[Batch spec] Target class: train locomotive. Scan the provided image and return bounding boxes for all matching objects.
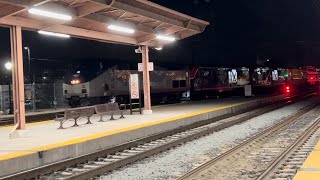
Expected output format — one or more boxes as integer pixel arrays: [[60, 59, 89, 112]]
[[64, 67, 189, 107], [64, 65, 319, 107]]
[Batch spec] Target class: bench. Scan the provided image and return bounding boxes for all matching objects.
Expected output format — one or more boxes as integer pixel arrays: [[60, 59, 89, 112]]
[[55, 106, 95, 129], [94, 103, 125, 121]]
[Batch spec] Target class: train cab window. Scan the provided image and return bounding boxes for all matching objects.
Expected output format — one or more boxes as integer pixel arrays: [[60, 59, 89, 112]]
[[104, 84, 109, 91], [200, 70, 210, 78], [81, 89, 87, 93], [180, 80, 186, 87], [172, 80, 179, 88]]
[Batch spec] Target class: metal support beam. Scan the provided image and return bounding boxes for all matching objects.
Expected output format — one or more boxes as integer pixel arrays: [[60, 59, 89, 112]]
[[10, 26, 26, 130], [141, 45, 152, 114]]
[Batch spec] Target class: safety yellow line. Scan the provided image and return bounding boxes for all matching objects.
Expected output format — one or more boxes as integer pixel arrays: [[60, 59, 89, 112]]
[[0, 120, 54, 129], [0, 101, 249, 161]]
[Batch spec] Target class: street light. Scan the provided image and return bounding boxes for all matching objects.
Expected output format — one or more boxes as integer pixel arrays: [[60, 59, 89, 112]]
[[5, 62, 12, 70], [24, 47, 31, 82]]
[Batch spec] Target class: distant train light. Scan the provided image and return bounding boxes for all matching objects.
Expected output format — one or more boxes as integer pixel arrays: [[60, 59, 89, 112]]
[[285, 86, 290, 93], [71, 79, 80, 85], [308, 76, 316, 84]]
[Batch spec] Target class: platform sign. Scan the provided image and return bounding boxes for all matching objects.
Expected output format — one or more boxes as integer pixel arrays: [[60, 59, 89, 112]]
[[138, 62, 154, 72], [130, 74, 140, 99]]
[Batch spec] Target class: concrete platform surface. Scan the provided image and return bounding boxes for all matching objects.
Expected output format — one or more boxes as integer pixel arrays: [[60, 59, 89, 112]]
[[0, 95, 285, 177]]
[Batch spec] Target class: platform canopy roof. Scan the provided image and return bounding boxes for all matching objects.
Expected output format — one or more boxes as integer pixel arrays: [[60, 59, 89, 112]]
[[0, 0, 209, 47]]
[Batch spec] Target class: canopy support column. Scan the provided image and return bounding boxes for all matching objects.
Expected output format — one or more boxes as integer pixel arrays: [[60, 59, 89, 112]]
[[9, 26, 27, 138], [141, 45, 152, 114]]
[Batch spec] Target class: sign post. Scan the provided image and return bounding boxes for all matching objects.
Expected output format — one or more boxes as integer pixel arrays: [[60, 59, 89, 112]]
[[129, 74, 141, 114]]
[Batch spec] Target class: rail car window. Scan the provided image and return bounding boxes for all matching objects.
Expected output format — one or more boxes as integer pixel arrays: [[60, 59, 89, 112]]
[[200, 70, 210, 78], [228, 69, 237, 83], [180, 80, 186, 87], [104, 84, 109, 91], [81, 89, 87, 93], [64, 90, 68, 94], [173, 80, 179, 88], [272, 70, 279, 81]]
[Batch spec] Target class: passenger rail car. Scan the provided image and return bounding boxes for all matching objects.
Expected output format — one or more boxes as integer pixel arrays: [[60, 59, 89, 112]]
[[190, 66, 319, 98], [64, 67, 189, 107], [64, 65, 319, 107]]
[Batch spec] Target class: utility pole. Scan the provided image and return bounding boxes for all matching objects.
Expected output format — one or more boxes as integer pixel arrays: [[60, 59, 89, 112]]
[[4, 62, 13, 114], [24, 47, 36, 111]]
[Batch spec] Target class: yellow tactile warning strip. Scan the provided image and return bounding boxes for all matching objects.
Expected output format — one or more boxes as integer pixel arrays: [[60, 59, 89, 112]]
[[293, 171, 320, 180], [315, 141, 320, 150], [293, 141, 320, 180], [1, 120, 54, 129], [301, 151, 320, 169], [0, 101, 251, 161]]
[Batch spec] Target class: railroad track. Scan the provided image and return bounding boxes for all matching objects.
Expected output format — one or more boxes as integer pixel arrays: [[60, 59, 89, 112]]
[[178, 101, 320, 180], [257, 117, 320, 180], [0, 94, 313, 180]]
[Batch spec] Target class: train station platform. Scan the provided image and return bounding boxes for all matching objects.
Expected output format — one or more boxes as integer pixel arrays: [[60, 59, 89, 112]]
[[0, 95, 287, 177], [293, 141, 320, 180]]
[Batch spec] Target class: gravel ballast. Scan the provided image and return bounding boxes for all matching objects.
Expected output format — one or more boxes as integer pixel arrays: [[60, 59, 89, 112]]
[[99, 98, 318, 180]]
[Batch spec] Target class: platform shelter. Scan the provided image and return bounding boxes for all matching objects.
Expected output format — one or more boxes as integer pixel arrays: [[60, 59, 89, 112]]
[[0, 0, 209, 136]]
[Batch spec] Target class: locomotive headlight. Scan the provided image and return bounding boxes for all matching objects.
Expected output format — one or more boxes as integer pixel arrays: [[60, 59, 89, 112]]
[[71, 79, 80, 85]]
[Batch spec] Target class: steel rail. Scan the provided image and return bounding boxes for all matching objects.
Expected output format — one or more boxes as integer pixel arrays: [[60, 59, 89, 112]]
[[256, 116, 320, 180], [178, 101, 319, 180]]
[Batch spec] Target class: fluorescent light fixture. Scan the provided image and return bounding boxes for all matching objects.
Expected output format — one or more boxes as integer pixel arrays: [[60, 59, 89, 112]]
[[38, 30, 70, 38], [107, 24, 135, 34], [155, 47, 163, 51], [28, 8, 72, 20], [156, 35, 176, 42]]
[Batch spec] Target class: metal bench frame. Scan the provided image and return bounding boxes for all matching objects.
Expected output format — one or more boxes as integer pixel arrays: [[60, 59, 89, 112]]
[[94, 103, 125, 122], [55, 106, 95, 129]]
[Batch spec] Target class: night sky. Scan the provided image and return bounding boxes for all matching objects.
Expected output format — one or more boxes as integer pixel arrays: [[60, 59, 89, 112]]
[[1, 0, 320, 82]]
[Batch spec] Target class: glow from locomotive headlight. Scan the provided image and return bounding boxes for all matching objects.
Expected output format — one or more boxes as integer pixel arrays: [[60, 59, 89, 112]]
[[71, 79, 80, 85]]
